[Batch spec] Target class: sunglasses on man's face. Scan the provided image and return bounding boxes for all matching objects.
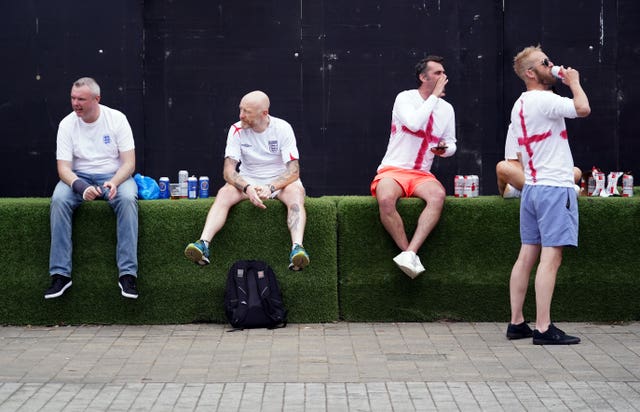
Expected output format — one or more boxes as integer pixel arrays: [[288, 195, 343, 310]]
[[528, 58, 550, 70]]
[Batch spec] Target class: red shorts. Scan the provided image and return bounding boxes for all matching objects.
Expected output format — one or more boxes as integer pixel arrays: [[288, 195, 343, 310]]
[[370, 166, 440, 197]]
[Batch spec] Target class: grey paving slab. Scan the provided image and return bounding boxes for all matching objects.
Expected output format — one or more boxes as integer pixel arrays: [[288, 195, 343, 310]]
[[0, 322, 639, 411]]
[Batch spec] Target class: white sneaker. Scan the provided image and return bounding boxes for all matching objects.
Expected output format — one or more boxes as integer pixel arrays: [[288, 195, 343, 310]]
[[503, 184, 521, 199], [393, 251, 419, 279], [413, 254, 426, 276]]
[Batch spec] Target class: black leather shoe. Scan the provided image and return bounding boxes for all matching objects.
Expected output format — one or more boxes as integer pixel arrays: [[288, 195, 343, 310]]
[[533, 324, 580, 345], [506, 321, 533, 340]]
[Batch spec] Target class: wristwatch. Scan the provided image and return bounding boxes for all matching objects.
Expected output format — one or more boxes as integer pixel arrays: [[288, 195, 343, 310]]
[[269, 184, 276, 194]]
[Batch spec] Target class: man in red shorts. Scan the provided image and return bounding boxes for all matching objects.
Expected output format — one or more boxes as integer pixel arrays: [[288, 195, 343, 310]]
[[371, 56, 457, 278]]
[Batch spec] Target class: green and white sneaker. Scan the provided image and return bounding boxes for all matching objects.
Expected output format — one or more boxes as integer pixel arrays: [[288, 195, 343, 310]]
[[184, 240, 210, 266], [289, 244, 310, 271]]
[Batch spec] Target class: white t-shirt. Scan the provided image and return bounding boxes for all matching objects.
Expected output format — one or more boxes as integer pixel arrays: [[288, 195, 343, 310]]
[[56, 105, 135, 174], [509, 90, 578, 187], [377, 89, 456, 173], [224, 115, 300, 181], [504, 123, 519, 160]]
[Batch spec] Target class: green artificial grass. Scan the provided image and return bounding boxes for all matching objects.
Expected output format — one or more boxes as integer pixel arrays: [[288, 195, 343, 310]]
[[1, 193, 639, 325], [338, 195, 640, 322], [0, 197, 338, 325]]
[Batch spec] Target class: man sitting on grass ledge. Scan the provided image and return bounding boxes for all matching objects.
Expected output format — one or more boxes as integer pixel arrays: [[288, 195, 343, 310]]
[[185, 90, 310, 271], [370, 56, 457, 279]]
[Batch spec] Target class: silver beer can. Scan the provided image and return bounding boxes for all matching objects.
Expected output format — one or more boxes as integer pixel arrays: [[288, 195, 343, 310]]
[[178, 170, 188, 198], [622, 173, 634, 197], [454, 175, 464, 197]]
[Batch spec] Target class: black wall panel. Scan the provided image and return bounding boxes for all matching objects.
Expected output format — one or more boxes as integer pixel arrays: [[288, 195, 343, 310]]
[[0, 0, 144, 196], [1, 1, 638, 197]]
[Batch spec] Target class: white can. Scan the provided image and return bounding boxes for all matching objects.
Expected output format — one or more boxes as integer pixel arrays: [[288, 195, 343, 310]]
[[470, 175, 479, 197], [454, 175, 465, 197], [462, 175, 473, 198], [178, 170, 188, 198], [551, 66, 564, 79], [622, 173, 634, 197]]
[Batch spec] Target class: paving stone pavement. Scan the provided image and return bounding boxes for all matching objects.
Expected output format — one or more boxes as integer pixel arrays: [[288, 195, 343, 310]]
[[0, 322, 639, 411]]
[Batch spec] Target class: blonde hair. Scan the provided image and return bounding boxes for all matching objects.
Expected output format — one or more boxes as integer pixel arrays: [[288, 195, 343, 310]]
[[513, 45, 542, 81]]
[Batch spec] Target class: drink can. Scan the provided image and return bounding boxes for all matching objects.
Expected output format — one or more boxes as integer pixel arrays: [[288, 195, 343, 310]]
[[199, 176, 210, 198], [188, 176, 198, 199], [470, 175, 479, 197], [159, 177, 170, 199], [178, 170, 188, 198], [622, 173, 634, 197], [587, 175, 595, 196], [551, 66, 564, 79], [454, 175, 464, 197], [462, 175, 473, 198]]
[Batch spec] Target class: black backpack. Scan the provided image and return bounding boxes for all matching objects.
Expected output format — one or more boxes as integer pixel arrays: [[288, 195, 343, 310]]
[[224, 260, 288, 329]]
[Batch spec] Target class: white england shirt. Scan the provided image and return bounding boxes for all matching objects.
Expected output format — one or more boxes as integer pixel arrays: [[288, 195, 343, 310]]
[[377, 89, 456, 173], [224, 115, 300, 181], [510, 90, 578, 187], [56, 105, 135, 174]]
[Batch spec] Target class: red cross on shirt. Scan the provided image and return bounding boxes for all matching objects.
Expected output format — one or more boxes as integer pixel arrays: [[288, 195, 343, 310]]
[[515, 100, 554, 184], [394, 114, 442, 170]]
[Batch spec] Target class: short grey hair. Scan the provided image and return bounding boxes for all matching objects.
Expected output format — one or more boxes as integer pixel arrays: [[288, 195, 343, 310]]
[[73, 77, 101, 96]]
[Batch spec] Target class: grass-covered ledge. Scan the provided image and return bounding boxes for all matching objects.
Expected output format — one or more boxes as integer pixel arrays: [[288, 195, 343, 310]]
[[0, 197, 338, 325], [337, 195, 640, 322]]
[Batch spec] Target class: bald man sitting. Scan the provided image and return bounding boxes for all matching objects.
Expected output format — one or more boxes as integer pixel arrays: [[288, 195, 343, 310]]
[[184, 91, 310, 270]]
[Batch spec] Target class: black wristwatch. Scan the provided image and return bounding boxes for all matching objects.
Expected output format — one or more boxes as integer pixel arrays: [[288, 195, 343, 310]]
[[269, 184, 276, 194]]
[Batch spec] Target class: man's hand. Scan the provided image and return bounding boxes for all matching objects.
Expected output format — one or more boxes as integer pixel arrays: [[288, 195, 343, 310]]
[[432, 75, 448, 98], [245, 185, 267, 209], [82, 185, 103, 201], [103, 181, 117, 200], [430, 142, 448, 156]]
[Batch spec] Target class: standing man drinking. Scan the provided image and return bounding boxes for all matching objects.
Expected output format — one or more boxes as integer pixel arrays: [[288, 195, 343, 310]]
[[506, 45, 590, 345]]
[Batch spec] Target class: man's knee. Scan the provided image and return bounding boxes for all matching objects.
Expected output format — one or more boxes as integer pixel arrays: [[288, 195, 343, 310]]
[[376, 192, 399, 215], [496, 160, 509, 178]]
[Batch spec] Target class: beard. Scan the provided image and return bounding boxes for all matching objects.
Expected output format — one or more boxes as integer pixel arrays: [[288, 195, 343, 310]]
[[535, 72, 557, 90]]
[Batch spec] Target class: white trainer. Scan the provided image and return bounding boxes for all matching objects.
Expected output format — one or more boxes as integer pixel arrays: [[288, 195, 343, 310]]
[[393, 251, 419, 279], [413, 254, 426, 276]]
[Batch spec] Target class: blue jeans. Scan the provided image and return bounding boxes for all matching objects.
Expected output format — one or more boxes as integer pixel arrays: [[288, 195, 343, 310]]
[[49, 172, 138, 278]]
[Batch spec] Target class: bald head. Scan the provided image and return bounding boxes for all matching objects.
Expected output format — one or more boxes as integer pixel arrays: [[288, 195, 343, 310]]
[[238, 90, 271, 131], [241, 90, 270, 112]]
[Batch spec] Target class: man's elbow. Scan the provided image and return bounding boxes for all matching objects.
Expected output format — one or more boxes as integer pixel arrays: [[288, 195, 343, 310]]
[[577, 105, 591, 118]]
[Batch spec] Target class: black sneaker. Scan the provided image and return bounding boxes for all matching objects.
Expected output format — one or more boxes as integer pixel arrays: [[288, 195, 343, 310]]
[[119, 275, 139, 299], [506, 321, 533, 340], [532, 323, 580, 345], [44, 274, 72, 299]]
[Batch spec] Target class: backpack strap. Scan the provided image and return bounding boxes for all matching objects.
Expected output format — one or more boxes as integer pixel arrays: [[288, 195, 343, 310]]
[[228, 260, 250, 329], [255, 262, 287, 329]]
